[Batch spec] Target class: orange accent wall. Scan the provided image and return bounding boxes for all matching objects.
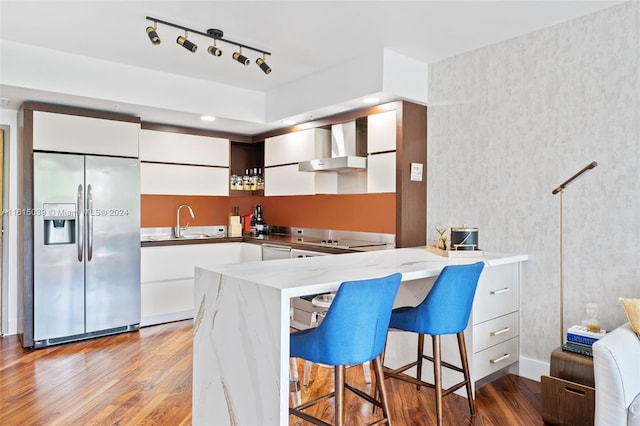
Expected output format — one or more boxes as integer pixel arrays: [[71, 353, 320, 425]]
[[140, 193, 395, 234]]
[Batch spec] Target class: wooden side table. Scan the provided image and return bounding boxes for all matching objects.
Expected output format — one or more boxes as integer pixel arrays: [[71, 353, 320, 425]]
[[541, 347, 595, 426]]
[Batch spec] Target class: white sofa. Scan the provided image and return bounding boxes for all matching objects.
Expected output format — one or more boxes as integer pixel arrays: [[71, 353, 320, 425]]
[[593, 322, 640, 426]]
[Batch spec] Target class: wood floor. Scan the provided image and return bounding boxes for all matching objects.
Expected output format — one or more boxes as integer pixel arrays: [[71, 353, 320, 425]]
[[0, 320, 544, 425]]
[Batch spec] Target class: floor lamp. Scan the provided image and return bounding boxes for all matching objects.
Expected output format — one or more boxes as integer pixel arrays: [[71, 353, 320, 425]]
[[552, 161, 597, 346]]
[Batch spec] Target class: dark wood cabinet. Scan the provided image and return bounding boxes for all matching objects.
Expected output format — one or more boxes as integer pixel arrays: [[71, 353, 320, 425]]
[[541, 347, 595, 426]]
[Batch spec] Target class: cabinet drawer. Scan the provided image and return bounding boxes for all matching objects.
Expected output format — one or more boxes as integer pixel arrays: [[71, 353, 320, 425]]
[[541, 375, 594, 426], [473, 336, 518, 381], [473, 263, 519, 324], [473, 312, 519, 353]]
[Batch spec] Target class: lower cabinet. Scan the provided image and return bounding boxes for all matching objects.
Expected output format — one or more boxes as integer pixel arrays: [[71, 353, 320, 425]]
[[140, 242, 261, 326], [471, 262, 521, 382]]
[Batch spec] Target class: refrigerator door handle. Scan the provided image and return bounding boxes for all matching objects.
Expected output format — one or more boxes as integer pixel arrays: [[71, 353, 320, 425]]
[[77, 184, 83, 262], [87, 184, 93, 261]]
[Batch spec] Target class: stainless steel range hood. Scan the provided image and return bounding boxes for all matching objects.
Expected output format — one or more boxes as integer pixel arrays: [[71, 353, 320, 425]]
[[298, 118, 367, 172]]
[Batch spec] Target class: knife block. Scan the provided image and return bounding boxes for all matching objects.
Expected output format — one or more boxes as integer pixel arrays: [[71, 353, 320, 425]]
[[228, 216, 242, 237]]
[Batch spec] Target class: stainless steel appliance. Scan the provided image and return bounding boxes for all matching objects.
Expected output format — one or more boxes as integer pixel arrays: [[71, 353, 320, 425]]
[[298, 118, 367, 172], [262, 243, 291, 260], [25, 152, 140, 348]]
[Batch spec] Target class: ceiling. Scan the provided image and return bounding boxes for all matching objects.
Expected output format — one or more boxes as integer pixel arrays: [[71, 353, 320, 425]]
[[0, 0, 624, 136]]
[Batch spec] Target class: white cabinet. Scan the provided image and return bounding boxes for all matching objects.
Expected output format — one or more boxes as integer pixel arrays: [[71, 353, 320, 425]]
[[264, 128, 330, 195], [139, 129, 229, 166], [367, 152, 396, 193], [367, 110, 397, 193], [140, 162, 229, 196], [141, 242, 254, 326], [139, 129, 230, 196], [471, 262, 521, 381], [264, 164, 316, 196], [367, 110, 396, 154], [32, 111, 139, 157], [265, 128, 330, 167]]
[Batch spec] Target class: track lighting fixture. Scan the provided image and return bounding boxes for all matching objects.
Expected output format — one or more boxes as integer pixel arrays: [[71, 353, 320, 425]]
[[146, 21, 161, 45], [256, 55, 271, 75], [176, 31, 197, 52], [145, 16, 272, 74], [233, 48, 250, 66]]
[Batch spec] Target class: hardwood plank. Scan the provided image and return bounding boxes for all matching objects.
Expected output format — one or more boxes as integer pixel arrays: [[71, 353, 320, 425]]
[[1, 320, 542, 425]]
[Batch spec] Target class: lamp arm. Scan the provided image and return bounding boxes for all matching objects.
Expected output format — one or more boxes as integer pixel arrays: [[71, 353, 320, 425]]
[[552, 161, 598, 195]]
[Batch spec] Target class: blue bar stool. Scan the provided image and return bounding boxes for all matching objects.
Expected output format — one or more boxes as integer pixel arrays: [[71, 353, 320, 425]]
[[290, 273, 402, 426], [383, 262, 484, 426]]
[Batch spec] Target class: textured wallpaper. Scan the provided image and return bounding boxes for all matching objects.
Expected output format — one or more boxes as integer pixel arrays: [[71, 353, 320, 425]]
[[427, 1, 640, 362]]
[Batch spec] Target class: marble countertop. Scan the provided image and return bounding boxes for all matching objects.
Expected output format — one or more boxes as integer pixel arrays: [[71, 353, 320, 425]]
[[196, 247, 528, 298]]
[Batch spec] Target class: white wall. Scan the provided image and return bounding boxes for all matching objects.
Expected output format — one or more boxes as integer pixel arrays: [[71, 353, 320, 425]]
[[427, 1, 640, 373]]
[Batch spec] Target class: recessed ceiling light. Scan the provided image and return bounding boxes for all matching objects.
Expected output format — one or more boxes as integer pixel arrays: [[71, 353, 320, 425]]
[[0, 98, 9, 106], [201, 115, 216, 122], [362, 97, 379, 104], [282, 119, 296, 125]]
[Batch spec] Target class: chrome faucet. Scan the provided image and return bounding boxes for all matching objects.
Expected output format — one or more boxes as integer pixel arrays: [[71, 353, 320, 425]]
[[174, 204, 195, 238]]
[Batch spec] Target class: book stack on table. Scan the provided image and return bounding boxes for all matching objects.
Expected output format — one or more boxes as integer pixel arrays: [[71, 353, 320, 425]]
[[562, 325, 607, 357]]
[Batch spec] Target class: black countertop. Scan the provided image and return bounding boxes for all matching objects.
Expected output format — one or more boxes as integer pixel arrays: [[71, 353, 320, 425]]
[[140, 234, 375, 254]]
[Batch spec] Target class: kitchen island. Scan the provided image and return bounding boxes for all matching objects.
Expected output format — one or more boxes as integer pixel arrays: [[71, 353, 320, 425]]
[[192, 247, 528, 425]]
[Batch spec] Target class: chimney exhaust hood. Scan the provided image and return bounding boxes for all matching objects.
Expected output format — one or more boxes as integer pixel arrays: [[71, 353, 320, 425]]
[[298, 118, 367, 172]]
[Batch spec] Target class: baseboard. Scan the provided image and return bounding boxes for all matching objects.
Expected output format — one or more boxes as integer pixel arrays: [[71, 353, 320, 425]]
[[141, 310, 194, 327], [514, 355, 550, 383]]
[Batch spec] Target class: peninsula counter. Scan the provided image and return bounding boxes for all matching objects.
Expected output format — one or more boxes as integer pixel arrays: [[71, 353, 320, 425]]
[[192, 247, 528, 425]]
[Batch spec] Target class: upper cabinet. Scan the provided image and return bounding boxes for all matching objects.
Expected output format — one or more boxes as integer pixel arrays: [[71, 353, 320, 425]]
[[265, 128, 330, 167], [139, 129, 229, 166], [32, 111, 139, 157], [139, 128, 230, 196], [367, 110, 397, 193], [264, 128, 330, 196], [367, 110, 396, 154]]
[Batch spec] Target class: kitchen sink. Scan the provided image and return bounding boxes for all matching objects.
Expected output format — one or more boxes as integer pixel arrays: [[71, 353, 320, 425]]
[[144, 233, 220, 241], [179, 234, 212, 239]]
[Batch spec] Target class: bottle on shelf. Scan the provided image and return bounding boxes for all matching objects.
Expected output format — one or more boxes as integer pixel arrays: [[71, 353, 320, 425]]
[[243, 168, 251, 191], [250, 167, 258, 191], [257, 168, 264, 190]]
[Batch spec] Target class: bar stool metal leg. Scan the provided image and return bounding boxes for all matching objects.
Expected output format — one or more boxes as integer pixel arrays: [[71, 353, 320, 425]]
[[335, 365, 345, 426], [433, 335, 444, 426]]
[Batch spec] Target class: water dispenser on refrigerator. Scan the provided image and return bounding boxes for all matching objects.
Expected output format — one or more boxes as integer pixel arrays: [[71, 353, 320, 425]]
[[42, 203, 76, 245]]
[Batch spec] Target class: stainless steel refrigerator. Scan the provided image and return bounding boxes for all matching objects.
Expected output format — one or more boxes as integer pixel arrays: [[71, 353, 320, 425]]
[[24, 152, 140, 348]]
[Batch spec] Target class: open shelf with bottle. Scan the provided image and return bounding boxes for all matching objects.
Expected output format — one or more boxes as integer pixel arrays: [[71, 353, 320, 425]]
[[230, 141, 264, 196]]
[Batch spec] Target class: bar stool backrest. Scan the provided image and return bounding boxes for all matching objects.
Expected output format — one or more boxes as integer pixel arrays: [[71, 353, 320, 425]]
[[309, 273, 402, 366]]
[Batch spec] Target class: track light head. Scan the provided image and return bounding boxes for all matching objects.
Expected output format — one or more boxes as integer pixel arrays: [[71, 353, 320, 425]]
[[256, 56, 271, 75], [208, 46, 222, 56], [208, 40, 222, 57], [177, 31, 197, 53], [233, 48, 250, 66], [146, 23, 161, 45]]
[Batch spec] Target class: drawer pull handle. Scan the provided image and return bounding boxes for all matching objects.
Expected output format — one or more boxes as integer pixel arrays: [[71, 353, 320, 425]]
[[489, 353, 510, 364], [565, 386, 586, 396], [490, 288, 510, 295], [490, 327, 511, 336]]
